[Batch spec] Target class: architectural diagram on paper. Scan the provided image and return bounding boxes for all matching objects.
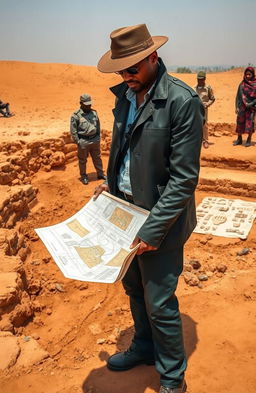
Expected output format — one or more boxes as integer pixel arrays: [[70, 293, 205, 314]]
[[74, 245, 105, 268], [194, 197, 256, 239], [107, 248, 130, 267], [67, 219, 89, 237], [35, 192, 149, 283], [109, 207, 133, 231]]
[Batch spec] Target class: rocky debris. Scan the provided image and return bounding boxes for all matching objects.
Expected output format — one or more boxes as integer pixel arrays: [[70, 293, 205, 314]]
[[183, 258, 228, 287], [16, 335, 50, 367], [0, 131, 112, 186], [216, 264, 227, 273], [0, 250, 34, 330], [237, 248, 250, 256], [0, 184, 38, 228], [183, 272, 200, 286], [0, 331, 21, 370], [198, 274, 209, 281], [189, 259, 201, 270]]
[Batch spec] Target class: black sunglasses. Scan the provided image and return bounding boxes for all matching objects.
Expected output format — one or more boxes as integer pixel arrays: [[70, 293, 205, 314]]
[[115, 57, 150, 75], [115, 66, 139, 75]]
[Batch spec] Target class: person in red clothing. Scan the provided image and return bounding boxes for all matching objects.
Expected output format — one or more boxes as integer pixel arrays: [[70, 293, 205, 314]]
[[234, 67, 256, 147]]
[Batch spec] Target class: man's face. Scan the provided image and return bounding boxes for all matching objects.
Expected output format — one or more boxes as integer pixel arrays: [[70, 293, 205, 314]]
[[197, 78, 206, 87], [116, 52, 158, 93], [80, 103, 91, 112]]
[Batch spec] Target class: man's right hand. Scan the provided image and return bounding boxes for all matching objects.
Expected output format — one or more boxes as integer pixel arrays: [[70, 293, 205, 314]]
[[93, 183, 109, 200]]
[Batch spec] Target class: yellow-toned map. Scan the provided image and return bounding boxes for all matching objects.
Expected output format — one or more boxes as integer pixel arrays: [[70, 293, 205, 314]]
[[107, 248, 130, 267], [109, 207, 133, 231], [74, 245, 105, 268], [67, 219, 89, 237]]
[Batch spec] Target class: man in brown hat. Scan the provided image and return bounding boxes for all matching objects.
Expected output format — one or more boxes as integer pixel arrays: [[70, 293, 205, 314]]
[[94, 24, 204, 393], [194, 71, 215, 148], [70, 94, 106, 184]]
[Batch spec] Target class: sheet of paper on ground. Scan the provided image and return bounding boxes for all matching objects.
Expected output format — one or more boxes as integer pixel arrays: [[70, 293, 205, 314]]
[[35, 192, 149, 283], [194, 197, 256, 239]]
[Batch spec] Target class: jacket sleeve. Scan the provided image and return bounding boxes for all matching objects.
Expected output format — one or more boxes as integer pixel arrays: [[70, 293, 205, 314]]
[[137, 96, 204, 247], [70, 115, 79, 144]]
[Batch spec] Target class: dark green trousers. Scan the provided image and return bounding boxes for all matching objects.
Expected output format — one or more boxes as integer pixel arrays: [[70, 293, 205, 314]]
[[78, 141, 104, 178], [122, 246, 186, 387]]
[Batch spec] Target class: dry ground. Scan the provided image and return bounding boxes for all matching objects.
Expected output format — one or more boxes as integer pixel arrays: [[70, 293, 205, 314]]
[[0, 61, 256, 393]]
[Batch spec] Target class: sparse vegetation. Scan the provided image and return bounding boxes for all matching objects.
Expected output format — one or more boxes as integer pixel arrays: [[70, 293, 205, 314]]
[[176, 67, 192, 73]]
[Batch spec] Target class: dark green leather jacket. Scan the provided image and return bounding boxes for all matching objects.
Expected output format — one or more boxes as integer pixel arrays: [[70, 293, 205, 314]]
[[107, 59, 204, 250]]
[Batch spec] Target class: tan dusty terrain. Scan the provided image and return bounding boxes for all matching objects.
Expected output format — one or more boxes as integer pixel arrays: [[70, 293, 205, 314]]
[[0, 61, 256, 393]]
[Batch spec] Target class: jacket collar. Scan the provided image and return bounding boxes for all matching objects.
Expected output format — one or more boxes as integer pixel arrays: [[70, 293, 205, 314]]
[[110, 58, 169, 102]]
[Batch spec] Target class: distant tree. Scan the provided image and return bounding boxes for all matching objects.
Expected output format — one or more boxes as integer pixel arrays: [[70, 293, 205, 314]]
[[176, 67, 192, 73]]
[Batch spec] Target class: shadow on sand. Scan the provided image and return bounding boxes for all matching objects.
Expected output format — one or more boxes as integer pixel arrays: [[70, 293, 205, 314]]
[[82, 313, 198, 393]]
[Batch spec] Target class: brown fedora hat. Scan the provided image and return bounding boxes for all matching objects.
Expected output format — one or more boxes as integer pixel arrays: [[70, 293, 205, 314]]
[[97, 24, 168, 73]]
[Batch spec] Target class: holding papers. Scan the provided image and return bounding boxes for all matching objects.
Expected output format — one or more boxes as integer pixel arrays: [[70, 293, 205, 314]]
[[35, 192, 149, 283]]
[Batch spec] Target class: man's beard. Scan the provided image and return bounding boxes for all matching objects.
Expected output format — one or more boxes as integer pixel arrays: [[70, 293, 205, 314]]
[[126, 80, 150, 93]]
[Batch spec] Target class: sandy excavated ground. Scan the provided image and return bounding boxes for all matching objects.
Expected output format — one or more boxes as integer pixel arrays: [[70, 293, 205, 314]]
[[0, 61, 256, 393]]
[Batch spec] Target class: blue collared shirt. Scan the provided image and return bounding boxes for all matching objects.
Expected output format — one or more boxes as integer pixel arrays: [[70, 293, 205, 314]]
[[117, 86, 154, 195]]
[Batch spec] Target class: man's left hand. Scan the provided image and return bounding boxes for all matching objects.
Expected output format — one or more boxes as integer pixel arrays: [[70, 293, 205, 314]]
[[130, 236, 157, 255]]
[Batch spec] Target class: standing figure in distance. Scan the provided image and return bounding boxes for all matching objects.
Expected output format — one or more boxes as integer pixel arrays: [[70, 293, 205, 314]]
[[194, 71, 215, 148], [70, 94, 106, 185], [94, 24, 204, 393], [234, 66, 256, 147], [0, 99, 14, 118]]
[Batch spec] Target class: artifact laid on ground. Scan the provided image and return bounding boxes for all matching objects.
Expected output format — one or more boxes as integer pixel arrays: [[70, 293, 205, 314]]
[[194, 197, 256, 239]]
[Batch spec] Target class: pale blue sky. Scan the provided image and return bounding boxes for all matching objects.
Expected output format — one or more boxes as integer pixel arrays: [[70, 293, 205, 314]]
[[0, 0, 255, 67]]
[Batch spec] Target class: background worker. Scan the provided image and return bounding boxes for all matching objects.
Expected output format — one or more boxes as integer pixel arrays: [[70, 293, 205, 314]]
[[70, 94, 106, 185], [194, 71, 215, 148], [0, 99, 14, 117], [94, 23, 204, 393]]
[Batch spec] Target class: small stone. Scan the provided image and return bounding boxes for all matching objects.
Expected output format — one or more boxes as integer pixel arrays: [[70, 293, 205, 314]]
[[216, 272, 223, 278], [97, 338, 105, 345], [46, 308, 52, 315], [23, 336, 31, 342], [55, 283, 65, 292], [208, 264, 217, 272], [216, 264, 227, 273], [107, 312, 113, 316], [237, 248, 250, 256], [198, 274, 208, 281], [198, 282, 203, 289], [183, 264, 192, 272], [189, 260, 201, 270], [183, 272, 199, 286]]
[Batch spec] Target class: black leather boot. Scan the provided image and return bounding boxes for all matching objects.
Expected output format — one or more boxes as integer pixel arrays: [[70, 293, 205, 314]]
[[233, 135, 242, 145], [245, 134, 252, 147]]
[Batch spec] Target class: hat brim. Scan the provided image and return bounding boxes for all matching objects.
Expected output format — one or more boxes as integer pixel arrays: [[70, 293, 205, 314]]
[[97, 36, 168, 73], [81, 101, 92, 105]]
